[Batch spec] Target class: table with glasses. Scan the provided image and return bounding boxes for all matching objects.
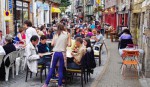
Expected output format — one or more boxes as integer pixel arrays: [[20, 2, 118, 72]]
[[119, 48, 144, 56], [14, 44, 25, 50]]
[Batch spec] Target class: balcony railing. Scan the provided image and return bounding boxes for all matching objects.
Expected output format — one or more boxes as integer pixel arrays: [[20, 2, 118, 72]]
[[86, 0, 94, 6], [76, 0, 83, 8], [50, 0, 61, 4]]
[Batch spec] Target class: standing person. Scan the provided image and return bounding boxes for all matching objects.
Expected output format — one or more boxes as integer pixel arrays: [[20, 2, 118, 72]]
[[42, 24, 71, 87], [101, 22, 105, 36], [24, 20, 38, 45], [0, 30, 5, 46]]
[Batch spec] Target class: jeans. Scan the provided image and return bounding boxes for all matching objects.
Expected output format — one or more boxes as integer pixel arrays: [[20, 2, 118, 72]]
[[38, 56, 51, 70], [100, 29, 105, 36], [67, 61, 80, 69]]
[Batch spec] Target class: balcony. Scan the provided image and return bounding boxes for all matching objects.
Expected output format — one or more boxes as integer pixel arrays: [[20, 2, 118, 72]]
[[86, 0, 94, 6], [50, 0, 61, 4], [76, 0, 83, 8]]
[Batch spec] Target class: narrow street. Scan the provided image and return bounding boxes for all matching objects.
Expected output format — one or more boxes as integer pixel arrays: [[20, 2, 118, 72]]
[[96, 39, 142, 87]]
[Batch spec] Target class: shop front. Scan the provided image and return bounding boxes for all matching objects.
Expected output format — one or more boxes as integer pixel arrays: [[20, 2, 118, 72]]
[[15, 0, 29, 27], [103, 7, 117, 30], [36, 1, 50, 27], [51, 3, 61, 24], [13, 0, 30, 34]]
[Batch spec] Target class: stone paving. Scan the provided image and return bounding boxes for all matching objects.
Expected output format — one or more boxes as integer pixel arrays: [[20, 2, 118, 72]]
[[96, 40, 142, 87], [0, 44, 108, 87]]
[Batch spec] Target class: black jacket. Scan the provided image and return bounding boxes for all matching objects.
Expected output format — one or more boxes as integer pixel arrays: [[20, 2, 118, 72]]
[[119, 39, 133, 49], [0, 43, 16, 80], [81, 49, 96, 69]]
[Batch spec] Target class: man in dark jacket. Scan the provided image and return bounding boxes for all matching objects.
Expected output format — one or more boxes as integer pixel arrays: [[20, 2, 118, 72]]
[[0, 35, 16, 80]]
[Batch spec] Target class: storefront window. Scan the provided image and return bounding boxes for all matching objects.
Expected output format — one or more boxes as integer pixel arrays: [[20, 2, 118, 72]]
[[16, 1, 29, 27]]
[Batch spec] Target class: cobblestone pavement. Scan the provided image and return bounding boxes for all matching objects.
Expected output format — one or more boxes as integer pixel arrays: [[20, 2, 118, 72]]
[[0, 44, 108, 87], [96, 40, 142, 87]]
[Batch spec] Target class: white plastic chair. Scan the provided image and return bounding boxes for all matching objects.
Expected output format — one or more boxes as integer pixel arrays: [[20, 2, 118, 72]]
[[4, 51, 19, 81], [16, 49, 25, 75]]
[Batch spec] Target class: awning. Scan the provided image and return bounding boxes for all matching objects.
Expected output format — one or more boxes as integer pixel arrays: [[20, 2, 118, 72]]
[[51, 7, 61, 13]]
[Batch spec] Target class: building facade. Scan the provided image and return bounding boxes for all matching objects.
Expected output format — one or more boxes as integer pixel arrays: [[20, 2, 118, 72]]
[[129, 0, 150, 77], [103, 0, 117, 29], [0, 0, 60, 36], [117, 0, 130, 29]]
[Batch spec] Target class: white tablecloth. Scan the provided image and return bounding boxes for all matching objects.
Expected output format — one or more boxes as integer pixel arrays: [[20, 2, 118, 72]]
[[119, 48, 144, 56], [46, 40, 52, 44], [0, 46, 5, 66]]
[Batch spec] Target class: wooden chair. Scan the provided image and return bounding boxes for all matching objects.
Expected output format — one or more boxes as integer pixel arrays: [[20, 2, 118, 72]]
[[94, 43, 104, 66], [121, 50, 140, 79], [25, 64, 47, 83], [66, 66, 86, 87]]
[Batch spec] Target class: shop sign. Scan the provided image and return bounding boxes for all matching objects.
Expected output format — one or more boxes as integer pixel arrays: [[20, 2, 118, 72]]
[[4, 10, 11, 21]]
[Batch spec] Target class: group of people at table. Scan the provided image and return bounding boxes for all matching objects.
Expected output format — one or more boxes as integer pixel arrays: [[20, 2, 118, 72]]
[[0, 20, 104, 87]]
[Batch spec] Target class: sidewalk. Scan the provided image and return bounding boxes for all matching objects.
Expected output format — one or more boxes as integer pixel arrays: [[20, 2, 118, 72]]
[[94, 39, 142, 87], [0, 42, 108, 87]]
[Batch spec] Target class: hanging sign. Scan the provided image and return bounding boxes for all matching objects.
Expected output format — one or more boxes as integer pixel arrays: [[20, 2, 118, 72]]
[[8, 0, 13, 9]]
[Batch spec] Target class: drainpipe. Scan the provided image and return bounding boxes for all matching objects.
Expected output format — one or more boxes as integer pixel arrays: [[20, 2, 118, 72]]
[[14, 0, 17, 35], [128, 1, 131, 30]]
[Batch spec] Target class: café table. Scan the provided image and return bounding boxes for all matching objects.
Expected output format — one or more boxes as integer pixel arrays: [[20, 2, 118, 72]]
[[66, 49, 73, 58], [46, 39, 52, 44], [14, 44, 25, 50], [119, 48, 144, 57], [42, 52, 53, 56]]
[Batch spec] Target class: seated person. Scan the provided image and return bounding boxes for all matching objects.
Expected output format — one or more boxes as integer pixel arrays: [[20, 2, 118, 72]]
[[86, 28, 93, 38], [26, 35, 43, 73], [0, 34, 16, 80], [14, 27, 26, 44], [37, 35, 51, 65], [67, 37, 86, 69], [119, 29, 133, 49], [46, 29, 53, 40], [94, 31, 104, 45]]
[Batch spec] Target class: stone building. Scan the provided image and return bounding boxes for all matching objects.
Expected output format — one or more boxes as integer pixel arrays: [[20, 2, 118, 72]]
[[140, 0, 150, 77], [130, 0, 150, 77]]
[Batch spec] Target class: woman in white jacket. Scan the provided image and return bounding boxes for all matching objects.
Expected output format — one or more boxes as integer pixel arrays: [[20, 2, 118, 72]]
[[25, 35, 43, 73]]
